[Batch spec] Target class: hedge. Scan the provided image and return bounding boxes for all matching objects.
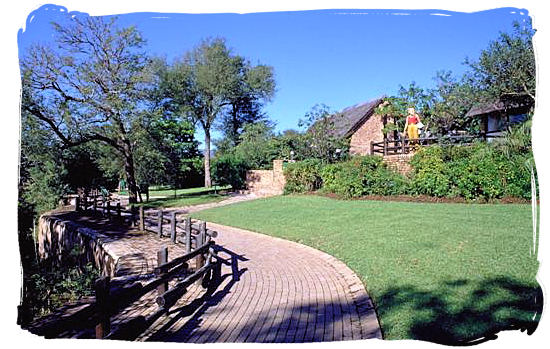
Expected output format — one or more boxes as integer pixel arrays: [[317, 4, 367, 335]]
[[283, 144, 534, 201]]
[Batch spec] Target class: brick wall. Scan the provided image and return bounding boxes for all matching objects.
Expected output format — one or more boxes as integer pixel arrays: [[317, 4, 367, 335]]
[[382, 153, 415, 175], [349, 113, 385, 155], [245, 160, 286, 197]]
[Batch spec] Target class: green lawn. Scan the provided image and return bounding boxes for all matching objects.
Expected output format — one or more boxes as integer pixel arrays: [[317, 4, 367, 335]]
[[193, 195, 541, 344], [138, 193, 228, 209], [148, 185, 231, 198]]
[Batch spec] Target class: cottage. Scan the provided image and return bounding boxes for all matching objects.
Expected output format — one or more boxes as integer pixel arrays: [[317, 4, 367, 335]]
[[326, 97, 388, 155], [465, 97, 532, 139]]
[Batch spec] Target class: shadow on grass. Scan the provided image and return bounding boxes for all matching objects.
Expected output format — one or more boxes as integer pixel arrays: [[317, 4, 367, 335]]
[[377, 276, 543, 345]]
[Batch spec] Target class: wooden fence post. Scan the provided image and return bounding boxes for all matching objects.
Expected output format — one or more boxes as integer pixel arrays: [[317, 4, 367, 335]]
[[196, 221, 207, 270], [106, 201, 111, 219], [170, 212, 177, 243], [157, 210, 163, 237], [401, 138, 406, 154], [139, 206, 145, 231], [157, 247, 168, 296], [95, 276, 111, 339], [75, 197, 80, 212], [370, 141, 374, 155], [93, 196, 97, 212], [185, 217, 192, 254], [383, 138, 388, 156]]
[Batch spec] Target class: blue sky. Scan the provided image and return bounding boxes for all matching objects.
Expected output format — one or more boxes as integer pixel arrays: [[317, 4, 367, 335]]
[[18, 5, 532, 144]]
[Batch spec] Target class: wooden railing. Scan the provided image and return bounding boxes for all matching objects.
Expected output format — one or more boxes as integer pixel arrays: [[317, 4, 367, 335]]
[[371, 131, 501, 156], [25, 219, 241, 340], [95, 238, 230, 339]]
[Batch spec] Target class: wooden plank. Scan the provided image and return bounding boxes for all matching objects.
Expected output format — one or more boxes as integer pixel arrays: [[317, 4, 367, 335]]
[[156, 241, 213, 272], [156, 260, 213, 309]]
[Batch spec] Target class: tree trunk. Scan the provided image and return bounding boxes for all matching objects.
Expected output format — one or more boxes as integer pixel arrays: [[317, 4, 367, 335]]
[[204, 128, 212, 188], [124, 155, 138, 204], [121, 140, 138, 204]]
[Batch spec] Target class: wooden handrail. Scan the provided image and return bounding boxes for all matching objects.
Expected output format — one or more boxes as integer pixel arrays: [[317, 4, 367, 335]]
[[154, 241, 213, 274]]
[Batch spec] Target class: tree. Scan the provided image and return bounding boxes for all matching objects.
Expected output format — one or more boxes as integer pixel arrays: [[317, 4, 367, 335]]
[[429, 71, 479, 135], [299, 104, 349, 163], [164, 38, 275, 187], [465, 20, 536, 105], [20, 16, 152, 203], [220, 61, 275, 146]]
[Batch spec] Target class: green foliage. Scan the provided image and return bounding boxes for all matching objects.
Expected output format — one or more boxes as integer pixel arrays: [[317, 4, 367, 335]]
[[283, 159, 324, 193], [320, 156, 408, 198], [430, 70, 480, 135], [25, 263, 100, 319], [231, 121, 279, 169], [410, 143, 534, 200], [21, 16, 153, 202], [298, 104, 350, 163], [212, 121, 279, 189], [383, 21, 535, 136], [409, 146, 450, 197], [162, 37, 276, 186], [211, 153, 250, 189], [23, 160, 69, 214], [465, 20, 536, 104]]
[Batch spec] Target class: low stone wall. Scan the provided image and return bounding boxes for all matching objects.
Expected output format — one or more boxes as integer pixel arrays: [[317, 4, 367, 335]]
[[38, 214, 117, 277], [382, 153, 415, 175], [245, 159, 286, 197]]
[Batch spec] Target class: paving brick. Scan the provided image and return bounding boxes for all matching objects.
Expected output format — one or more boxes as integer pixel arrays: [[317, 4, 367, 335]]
[[37, 202, 382, 342]]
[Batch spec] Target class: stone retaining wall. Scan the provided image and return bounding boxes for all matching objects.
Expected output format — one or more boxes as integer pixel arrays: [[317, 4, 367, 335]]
[[38, 214, 117, 277], [382, 153, 415, 175], [245, 159, 286, 196]]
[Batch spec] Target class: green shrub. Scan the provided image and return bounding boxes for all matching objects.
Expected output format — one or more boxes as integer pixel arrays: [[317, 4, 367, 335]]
[[409, 146, 450, 197], [410, 143, 534, 200], [211, 154, 250, 190], [283, 159, 324, 193], [320, 155, 409, 198]]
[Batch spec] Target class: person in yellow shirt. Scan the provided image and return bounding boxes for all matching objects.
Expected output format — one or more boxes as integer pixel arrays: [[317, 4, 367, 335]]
[[403, 107, 422, 140]]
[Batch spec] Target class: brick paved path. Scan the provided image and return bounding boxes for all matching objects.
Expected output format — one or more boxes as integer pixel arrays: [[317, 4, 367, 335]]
[[35, 196, 382, 342], [134, 223, 382, 342]]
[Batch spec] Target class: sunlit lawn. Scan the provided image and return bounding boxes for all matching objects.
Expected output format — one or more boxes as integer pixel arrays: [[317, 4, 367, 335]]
[[138, 193, 228, 209], [148, 185, 231, 198], [130, 186, 232, 209], [193, 195, 541, 343]]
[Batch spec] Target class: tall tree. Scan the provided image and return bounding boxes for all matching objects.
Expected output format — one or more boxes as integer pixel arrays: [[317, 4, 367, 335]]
[[220, 61, 275, 146], [429, 71, 479, 134], [164, 38, 275, 187], [20, 16, 151, 203], [465, 20, 536, 105]]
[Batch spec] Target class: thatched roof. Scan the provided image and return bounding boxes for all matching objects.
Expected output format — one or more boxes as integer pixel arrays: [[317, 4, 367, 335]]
[[325, 97, 385, 138]]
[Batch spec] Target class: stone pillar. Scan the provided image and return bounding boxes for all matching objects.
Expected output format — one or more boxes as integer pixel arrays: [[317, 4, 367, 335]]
[[273, 159, 284, 174]]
